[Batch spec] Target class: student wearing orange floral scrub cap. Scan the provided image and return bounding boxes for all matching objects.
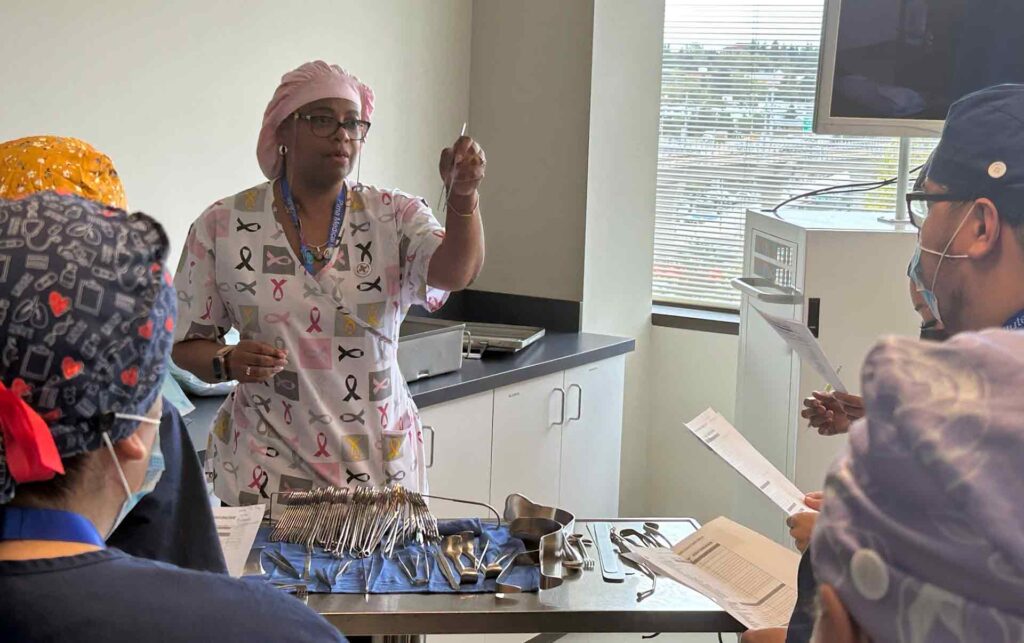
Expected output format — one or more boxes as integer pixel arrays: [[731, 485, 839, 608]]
[[0, 135, 127, 205]]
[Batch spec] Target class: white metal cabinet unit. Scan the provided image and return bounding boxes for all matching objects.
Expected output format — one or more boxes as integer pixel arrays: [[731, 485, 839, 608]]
[[418, 391, 494, 519], [559, 355, 626, 518], [420, 355, 627, 521], [733, 209, 919, 542], [490, 371, 566, 509]]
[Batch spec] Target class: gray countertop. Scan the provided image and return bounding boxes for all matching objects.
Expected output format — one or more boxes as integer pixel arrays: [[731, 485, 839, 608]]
[[183, 332, 635, 450], [407, 331, 635, 408], [306, 519, 743, 636]]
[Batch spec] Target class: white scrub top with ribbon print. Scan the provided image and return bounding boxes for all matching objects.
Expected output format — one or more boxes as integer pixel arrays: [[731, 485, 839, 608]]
[[172, 180, 448, 505]]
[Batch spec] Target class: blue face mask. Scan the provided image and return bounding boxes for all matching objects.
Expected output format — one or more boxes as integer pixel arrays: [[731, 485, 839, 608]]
[[101, 413, 165, 538], [907, 207, 973, 326]]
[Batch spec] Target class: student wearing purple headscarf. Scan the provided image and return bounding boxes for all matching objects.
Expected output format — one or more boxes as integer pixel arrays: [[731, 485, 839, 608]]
[[172, 61, 486, 506], [811, 329, 1024, 642]]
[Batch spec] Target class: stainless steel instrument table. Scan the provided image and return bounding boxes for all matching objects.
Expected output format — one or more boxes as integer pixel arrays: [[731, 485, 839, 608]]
[[302, 518, 744, 638]]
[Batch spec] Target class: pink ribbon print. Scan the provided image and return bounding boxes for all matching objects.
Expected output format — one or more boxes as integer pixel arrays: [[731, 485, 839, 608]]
[[314, 432, 331, 457], [307, 307, 322, 333]]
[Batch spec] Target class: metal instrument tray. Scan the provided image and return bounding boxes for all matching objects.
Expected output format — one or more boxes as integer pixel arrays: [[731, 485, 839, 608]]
[[462, 321, 545, 354], [397, 318, 466, 382]]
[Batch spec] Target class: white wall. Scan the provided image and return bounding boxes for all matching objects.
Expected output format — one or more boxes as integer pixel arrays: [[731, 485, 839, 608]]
[[467, 0, 594, 302], [583, 0, 664, 515], [0, 0, 472, 262], [649, 326, 740, 524]]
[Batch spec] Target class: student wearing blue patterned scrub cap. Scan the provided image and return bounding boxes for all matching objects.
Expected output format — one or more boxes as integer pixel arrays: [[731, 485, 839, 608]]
[[0, 192, 345, 643], [0, 134, 228, 574]]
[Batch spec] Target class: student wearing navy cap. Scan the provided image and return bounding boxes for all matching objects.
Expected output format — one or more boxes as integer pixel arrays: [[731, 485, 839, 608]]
[[0, 193, 345, 642], [907, 84, 1024, 334], [743, 83, 1024, 643]]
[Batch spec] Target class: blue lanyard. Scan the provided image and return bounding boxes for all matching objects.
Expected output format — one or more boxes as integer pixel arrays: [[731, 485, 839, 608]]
[[1003, 309, 1024, 330], [0, 507, 105, 548], [280, 176, 347, 275]]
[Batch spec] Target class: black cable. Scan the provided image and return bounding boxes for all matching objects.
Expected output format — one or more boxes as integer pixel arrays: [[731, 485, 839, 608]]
[[770, 174, 911, 214], [422, 494, 501, 526], [768, 162, 926, 215], [769, 177, 903, 215], [770, 181, 893, 215], [718, 633, 725, 643], [778, 182, 914, 201]]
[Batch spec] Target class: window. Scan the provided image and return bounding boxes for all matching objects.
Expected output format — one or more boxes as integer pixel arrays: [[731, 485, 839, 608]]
[[655, 0, 934, 310]]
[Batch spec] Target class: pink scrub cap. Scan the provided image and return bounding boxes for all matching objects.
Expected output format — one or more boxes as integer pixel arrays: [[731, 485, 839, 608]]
[[256, 60, 375, 179]]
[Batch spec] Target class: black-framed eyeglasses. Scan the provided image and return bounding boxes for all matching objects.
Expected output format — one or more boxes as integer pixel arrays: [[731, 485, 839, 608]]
[[294, 113, 371, 141], [905, 191, 976, 229]]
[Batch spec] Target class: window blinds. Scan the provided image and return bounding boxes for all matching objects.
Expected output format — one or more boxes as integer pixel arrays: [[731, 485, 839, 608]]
[[655, 0, 934, 309]]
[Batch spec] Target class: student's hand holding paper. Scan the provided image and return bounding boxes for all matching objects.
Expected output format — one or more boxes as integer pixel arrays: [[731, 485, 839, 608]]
[[802, 391, 864, 436], [832, 391, 865, 417], [786, 492, 823, 553], [803, 491, 823, 509]]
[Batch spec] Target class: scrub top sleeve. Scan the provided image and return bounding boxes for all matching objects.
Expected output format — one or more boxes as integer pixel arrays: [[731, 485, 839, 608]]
[[172, 204, 233, 343], [396, 194, 449, 312]]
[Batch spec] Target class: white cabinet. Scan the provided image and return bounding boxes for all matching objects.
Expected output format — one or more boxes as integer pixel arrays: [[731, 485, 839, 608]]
[[559, 355, 625, 518], [421, 355, 627, 522], [490, 371, 565, 509], [734, 292, 801, 543], [734, 209, 919, 543], [419, 391, 494, 519]]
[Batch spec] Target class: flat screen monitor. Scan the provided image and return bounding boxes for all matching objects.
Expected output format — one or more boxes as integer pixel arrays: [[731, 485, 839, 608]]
[[814, 0, 1024, 137]]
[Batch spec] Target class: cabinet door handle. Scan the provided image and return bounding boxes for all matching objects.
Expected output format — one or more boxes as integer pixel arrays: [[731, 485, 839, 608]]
[[423, 425, 436, 468], [553, 388, 566, 426], [568, 384, 582, 422]]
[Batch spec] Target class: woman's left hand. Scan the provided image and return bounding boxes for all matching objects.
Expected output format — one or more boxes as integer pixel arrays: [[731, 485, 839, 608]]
[[439, 136, 486, 196]]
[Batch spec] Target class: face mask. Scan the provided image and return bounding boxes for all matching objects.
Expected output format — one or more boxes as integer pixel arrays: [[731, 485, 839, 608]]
[[101, 413, 164, 538], [907, 206, 973, 325]]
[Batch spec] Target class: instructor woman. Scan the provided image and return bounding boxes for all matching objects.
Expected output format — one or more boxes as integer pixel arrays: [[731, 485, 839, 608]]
[[172, 61, 485, 505]]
